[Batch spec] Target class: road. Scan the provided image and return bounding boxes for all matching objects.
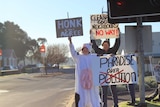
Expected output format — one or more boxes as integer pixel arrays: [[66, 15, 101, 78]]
[[0, 69, 155, 107], [0, 71, 75, 107]]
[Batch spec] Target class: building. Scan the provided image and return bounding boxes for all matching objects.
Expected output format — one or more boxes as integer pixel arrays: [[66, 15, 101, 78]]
[[119, 31, 160, 73], [2, 49, 18, 68]]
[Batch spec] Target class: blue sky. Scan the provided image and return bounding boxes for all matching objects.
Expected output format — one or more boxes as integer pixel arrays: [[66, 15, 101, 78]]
[[0, 0, 160, 48]]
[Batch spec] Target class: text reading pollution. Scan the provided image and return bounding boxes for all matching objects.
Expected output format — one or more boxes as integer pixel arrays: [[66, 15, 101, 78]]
[[91, 54, 138, 86]]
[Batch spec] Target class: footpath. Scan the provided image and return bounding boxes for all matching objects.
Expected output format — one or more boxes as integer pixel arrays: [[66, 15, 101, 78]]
[[67, 90, 155, 107]]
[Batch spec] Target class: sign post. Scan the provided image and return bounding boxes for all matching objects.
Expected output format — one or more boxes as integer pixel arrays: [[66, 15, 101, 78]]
[[40, 44, 46, 75], [136, 17, 147, 107]]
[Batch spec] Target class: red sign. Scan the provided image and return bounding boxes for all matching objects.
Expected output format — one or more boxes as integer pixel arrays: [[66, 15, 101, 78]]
[[0, 49, 2, 56], [40, 44, 45, 53]]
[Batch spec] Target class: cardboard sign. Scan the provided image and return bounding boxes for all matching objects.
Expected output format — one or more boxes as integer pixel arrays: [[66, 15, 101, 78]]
[[153, 64, 160, 83], [90, 14, 119, 39], [55, 17, 83, 38], [91, 54, 138, 86]]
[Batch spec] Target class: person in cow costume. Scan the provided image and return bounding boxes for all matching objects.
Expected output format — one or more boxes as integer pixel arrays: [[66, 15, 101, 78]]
[[68, 36, 100, 107]]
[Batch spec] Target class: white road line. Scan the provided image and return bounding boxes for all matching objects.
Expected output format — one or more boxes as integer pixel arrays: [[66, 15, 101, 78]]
[[61, 87, 74, 91], [0, 90, 9, 94]]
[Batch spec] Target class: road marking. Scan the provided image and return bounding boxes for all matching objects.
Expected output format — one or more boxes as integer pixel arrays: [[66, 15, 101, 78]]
[[62, 87, 74, 91], [0, 90, 9, 94]]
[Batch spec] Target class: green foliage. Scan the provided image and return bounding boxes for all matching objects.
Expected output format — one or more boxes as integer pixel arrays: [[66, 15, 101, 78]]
[[114, 76, 157, 94], [0, 21, 41, 61], [145, 76, 157, 88], [119, 100, 160, 107], [117, 76, 159, 107]]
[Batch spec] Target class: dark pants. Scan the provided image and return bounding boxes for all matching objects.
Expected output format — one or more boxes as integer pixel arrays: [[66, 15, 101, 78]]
[[102, 85, 118, 107], [145, 87, 160, 101], [128, 84, 136, 103], [75, 93, 80, 107]]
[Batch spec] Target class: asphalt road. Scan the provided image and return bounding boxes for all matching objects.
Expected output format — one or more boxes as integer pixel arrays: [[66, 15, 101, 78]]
[[0, 71, 75, 107], [0, 69, 155, 107]]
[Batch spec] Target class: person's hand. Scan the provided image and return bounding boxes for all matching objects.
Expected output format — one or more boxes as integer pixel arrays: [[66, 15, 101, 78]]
[[90, 29, 95, 40], [90, 34, 95, 40], [68, 36, 72, 44]]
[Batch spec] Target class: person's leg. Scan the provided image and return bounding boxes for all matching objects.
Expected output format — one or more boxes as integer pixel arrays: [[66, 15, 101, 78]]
[[158, 84, 160, 100], [75, 93, 80, 107], [158, 94, 160, 100], [152, 88, 158, 99], [110, 85, 118, 107], [102, 86, 108, 107], [146, 88, 158, 101], [128, 84, 136, 103]]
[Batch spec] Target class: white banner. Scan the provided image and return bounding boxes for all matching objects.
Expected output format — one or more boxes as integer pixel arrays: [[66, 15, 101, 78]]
[[91, 54, 138, 86], [153, 63, 160, 83], [90, 14, 119, 39], [149, 56, 160, 83]]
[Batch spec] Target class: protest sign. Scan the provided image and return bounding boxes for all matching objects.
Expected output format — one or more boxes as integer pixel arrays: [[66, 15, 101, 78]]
[[154, 64, 160, 83], [90, 14, 119, 39], [55, 17, 83, 38], [149, 56, 160, 83], [91, 54, 138, 86], [153, 63, 160, 83]]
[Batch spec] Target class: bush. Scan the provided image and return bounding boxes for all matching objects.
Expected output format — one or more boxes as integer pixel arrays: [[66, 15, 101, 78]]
[[144, 76, 157, 88], [115, 76, 157, 93]]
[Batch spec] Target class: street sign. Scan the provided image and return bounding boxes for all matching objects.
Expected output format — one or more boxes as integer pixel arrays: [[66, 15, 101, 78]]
[[0, 49, 2, 56], [40, 44, 45, 53], [125, 26, 152, 54]]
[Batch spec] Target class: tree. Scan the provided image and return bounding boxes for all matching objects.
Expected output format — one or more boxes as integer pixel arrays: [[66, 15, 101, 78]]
[[0, 21, 41, 66], [46, 44, 69, 66], [37, 37, 47, 63], [26, 39, 40, 64], [37, 38, 47, 45], [0, 22, 5, 48]]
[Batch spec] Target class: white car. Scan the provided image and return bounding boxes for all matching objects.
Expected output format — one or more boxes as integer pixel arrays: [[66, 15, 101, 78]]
[[2, 65, 14, 70]]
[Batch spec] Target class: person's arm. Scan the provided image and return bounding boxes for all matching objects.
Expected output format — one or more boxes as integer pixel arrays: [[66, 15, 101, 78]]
[[68, 37, 79, 59], [91, 40, 103, 54], [90, 29, 104, 54]]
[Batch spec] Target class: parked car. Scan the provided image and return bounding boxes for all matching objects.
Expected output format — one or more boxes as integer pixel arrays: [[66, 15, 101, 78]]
[[2, 65, 14, 70], [22, 64, 39, 73], [52, 64, 59, 69]]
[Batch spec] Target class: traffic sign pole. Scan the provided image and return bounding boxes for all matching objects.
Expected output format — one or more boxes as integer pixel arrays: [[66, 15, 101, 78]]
[[40, 44, 47, 75], [136, 17, 147, 107]]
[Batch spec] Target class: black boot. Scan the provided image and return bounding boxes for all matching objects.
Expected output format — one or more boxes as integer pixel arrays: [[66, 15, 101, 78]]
[[75, 93, 80, 107]]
